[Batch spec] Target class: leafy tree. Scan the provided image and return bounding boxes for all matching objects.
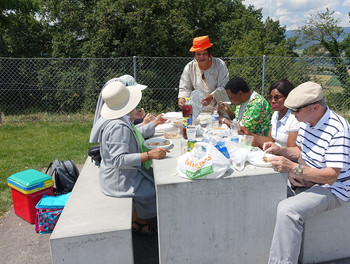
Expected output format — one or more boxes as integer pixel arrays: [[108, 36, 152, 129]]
[[296, 9, 350, 109], [0, 0, 51, 57]]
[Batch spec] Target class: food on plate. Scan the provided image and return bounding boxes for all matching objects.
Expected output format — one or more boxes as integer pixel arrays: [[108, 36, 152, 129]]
[[164, 133, 179, 139], [263, 156, 270, 163], [145, 140, 170, 147]]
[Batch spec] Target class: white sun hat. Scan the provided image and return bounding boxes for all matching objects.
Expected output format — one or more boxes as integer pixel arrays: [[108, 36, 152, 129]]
[[100, 81, 142, 120]]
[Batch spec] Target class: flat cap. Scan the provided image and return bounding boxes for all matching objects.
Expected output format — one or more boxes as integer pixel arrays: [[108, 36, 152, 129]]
[[284, 81, 323, 109]]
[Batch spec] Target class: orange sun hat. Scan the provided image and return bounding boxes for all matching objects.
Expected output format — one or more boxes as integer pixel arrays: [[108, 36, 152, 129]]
[[189, 36, 213, 52]]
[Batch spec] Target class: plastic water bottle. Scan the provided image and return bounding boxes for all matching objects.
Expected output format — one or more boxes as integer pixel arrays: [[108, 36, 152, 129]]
[[211, 110, 219, 128], [230, 119, 239, 142]]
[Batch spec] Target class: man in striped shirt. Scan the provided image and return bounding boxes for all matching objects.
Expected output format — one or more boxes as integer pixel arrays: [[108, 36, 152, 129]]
[[263, 81, 350, 264]]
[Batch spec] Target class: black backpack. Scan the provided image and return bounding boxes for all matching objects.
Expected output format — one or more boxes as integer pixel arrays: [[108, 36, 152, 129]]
[[46, 160, 79, 195]]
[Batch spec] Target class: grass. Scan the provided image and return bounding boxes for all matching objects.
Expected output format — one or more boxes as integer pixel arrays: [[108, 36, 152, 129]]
[[0, 116, 95, 217]]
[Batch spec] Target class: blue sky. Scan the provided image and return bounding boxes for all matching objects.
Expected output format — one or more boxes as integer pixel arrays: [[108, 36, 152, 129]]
[[243, 0, 350, 30]]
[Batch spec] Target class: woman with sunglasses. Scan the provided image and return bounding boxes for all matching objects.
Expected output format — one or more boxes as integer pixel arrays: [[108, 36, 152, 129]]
[[240, 79, 300, 148], [178, 36, 229, 112]]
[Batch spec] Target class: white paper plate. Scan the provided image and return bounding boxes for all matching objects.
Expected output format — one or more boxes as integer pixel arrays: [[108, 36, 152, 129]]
[[248, 153, 275, 168], [162, 112, 182, 120], [144, 138, 173, 149], [155, 123, 174, 133]]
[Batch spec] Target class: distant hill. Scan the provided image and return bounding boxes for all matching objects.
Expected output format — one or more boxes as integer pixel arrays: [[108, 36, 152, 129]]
[[286, 27, 350, 42], [285, 27, 350, 51]]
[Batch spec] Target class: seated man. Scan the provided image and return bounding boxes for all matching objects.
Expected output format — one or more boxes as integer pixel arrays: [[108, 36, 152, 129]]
[[219, 76, 271, 136], [264, 81, 350, 264]]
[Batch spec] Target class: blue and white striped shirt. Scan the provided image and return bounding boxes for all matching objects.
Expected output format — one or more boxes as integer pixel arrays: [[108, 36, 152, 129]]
[[296, 107, 350, 201]]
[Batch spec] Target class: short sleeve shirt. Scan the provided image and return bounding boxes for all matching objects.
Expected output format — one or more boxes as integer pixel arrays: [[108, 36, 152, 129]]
[[235, 91, 272, 136], [270, 109, 300, 147], [296, 108, 350, 201]]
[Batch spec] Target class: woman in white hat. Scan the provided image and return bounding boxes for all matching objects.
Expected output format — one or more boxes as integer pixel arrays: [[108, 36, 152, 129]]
[[92, 74, 148, 125], [90, 81, 169, 234]]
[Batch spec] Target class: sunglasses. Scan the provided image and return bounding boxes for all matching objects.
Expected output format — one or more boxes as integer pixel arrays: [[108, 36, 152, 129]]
[[267, 96, 284, 102], [289, 102, 316, 113]]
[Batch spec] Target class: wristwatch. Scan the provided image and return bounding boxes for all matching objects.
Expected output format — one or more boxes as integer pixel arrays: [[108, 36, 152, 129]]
[[295, 164, 303, 175]]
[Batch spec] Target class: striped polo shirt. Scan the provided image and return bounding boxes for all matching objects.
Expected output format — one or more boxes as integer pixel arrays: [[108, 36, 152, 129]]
[[296, 107, 350, 201]]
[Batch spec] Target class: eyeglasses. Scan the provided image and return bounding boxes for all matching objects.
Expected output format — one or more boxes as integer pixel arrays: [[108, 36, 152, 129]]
[[289, 102, 316, 113], [267, 96, 284, 102]]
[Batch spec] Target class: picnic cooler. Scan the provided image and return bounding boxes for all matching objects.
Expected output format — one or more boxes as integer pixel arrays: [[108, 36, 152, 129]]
[[7, 169, 54, 224], [35, 193, 70, 234]]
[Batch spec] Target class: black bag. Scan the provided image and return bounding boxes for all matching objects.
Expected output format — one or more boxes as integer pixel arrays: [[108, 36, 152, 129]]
[[46, 160, 80, 195], [88, 145, 101, 166]]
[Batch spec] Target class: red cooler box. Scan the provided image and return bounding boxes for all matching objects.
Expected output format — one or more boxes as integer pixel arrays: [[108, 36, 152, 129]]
[[7, 169, 54, 224]]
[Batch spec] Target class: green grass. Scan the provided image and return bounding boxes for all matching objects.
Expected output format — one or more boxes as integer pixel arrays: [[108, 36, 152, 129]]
[[0, 118, 94, 217]]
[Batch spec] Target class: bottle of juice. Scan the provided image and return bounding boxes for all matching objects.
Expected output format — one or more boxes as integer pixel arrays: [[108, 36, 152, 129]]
[[182, 97, 193, 139]]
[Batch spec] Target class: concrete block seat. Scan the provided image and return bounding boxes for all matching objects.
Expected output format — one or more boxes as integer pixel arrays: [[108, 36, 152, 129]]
[[299, 200, 350, 264], [50, 158, 133, 264]]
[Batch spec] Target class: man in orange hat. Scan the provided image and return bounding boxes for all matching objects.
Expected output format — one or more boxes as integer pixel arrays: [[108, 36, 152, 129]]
[[178, 35, 229, 113]]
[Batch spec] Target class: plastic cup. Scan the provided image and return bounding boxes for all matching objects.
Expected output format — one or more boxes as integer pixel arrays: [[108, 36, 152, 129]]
[[187, 125, 196, 140]]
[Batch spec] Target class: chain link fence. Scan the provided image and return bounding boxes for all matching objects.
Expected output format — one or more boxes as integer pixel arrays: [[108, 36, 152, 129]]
[[0, 56, 349, 122]]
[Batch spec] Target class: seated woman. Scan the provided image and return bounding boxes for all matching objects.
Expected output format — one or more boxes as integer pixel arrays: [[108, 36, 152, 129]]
[[90, 81, 169, 235], [239, 79, 300, 148]]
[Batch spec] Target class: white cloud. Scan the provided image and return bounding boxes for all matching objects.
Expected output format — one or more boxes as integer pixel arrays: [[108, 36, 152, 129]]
[[243, 0, 349, 30]]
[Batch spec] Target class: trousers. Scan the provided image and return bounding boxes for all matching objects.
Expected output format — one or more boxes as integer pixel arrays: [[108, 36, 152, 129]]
[[268, 185, 345, 264]]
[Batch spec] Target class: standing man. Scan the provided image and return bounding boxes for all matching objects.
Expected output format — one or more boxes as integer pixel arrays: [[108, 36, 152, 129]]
[[264, 81, 350, 264]]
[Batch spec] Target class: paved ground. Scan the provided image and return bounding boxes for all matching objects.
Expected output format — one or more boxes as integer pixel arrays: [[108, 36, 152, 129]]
[[0, 206, 158, 264], [2, 206, 350, 264]]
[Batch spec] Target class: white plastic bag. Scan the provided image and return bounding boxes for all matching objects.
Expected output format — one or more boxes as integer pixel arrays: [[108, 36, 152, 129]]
[[177, 142, 230, 179], [228, 146, 250, 171]]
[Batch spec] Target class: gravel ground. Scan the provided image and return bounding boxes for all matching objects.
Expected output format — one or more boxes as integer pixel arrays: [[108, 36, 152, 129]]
[[0, 206, 159, 264]]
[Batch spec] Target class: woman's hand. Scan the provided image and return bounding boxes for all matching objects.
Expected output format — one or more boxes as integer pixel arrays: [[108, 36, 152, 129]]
[[201, 94, 213, 106], [149, 148, 170, 159], [178, 98, 185, 109], [142, 113, 155, 125], [153, 114, 167, 126]]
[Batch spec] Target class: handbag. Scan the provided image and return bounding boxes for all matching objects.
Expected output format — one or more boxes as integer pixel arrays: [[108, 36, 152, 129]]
[[88, 145, 101, 166]]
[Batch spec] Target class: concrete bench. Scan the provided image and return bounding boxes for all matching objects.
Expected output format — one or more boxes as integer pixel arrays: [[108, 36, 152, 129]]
[[299, 200, 350, 264], [50, 158, 134, 264]]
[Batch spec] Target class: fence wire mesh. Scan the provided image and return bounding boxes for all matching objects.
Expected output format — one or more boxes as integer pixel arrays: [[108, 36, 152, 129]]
[[0, 56, 349, 122]]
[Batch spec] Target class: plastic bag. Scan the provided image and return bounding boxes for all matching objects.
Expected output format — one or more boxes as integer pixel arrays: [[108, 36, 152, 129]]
[[228, 146, 250, 171], [189, 90, 205, 121], [177, 142, 230, 180]]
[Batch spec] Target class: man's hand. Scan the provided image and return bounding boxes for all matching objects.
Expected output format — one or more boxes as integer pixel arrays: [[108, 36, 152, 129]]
[[268, 156, 296, 173]]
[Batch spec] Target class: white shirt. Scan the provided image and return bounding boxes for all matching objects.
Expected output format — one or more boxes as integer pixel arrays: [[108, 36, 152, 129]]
[[270, 109, 300, 147], [178, 58, 229, 111], [296, 107, 350, 201]]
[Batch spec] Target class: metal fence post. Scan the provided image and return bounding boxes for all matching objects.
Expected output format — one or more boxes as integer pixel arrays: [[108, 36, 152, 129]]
[[133, 56, 137, 81], [261, 55, 266, 97]]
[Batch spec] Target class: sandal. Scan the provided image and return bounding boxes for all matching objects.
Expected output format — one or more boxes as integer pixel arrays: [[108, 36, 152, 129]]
[[132, 221, 157, 235]]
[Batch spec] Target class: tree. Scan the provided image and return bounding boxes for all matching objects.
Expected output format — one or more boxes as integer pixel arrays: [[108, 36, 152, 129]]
[[296, 9, 350, 109], [0, 0, 51, 57], [36, 0, 290, 58]]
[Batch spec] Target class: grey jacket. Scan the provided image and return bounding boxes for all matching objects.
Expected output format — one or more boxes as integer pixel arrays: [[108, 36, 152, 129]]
[[90, 116, 156, 199]]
